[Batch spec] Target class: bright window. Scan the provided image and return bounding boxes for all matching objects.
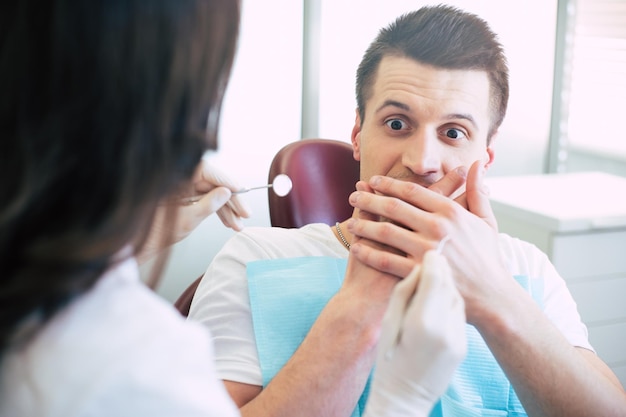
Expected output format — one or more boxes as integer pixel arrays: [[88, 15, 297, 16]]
[[553, 0, 626, 170]]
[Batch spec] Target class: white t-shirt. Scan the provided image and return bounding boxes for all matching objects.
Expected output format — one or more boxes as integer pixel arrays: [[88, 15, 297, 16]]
[[188, 223, 593, 387], [0, 256, 240, 417]]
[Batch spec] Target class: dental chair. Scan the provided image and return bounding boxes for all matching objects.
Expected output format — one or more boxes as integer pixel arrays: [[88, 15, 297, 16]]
[[267, 138, 360, 228], [174, 138, 360, 316]]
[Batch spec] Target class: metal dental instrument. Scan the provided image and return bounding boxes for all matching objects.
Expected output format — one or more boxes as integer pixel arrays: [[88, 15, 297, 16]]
[[181, 174, 292, 205]]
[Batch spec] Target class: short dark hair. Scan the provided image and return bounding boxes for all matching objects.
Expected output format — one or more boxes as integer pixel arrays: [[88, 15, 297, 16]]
[[0, 0, 240, 352], [356, 5, 509, 140]]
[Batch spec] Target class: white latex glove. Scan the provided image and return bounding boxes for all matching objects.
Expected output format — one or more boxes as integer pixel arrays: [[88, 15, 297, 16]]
[[137, 161, 251, 264], [185, 161, 252, 232], [363, 250, 467, 417]]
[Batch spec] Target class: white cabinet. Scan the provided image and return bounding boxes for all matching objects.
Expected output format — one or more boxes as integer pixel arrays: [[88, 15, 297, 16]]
[[487, 171, 626, 387]]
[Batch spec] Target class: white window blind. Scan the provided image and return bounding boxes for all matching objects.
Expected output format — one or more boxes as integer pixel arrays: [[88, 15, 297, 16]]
[[566, 0, 626, 158]]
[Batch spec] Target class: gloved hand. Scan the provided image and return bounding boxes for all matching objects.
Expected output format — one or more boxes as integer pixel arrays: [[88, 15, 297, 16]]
[[184, 161, 252, 232], [137, 161, 251, 265], [363, 250, 467, 417]]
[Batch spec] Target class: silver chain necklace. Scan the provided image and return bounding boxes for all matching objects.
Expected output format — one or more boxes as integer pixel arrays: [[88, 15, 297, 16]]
[[335, 222, 351, 250]]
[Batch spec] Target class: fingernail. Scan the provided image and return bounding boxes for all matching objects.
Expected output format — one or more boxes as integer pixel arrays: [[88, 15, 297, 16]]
[[456, 166, 468, 179], [349, 191, 360, 204], [346, 218, 356, 230], [370, 176, 381, 187]]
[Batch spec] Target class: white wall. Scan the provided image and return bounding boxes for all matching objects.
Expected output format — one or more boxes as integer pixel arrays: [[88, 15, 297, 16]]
[[151, 0, 559, 302]]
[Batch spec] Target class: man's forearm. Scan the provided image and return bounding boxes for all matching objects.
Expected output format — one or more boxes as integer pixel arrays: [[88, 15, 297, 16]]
[[477, 287, 626, 417], [239, 292, 384, 417]]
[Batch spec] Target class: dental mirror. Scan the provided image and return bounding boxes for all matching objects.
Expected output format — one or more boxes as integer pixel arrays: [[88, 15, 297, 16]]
[[232, 174, 292, 196], [182, 174, 292, 205], [267, 174, 292, 197]]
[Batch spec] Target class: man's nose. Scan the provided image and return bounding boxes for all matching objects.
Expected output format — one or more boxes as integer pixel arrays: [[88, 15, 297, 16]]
[[401, 131, 440, 176]]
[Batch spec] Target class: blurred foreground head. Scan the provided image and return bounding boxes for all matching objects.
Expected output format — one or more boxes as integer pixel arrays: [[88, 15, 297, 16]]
[[0, 0, 241, 352]]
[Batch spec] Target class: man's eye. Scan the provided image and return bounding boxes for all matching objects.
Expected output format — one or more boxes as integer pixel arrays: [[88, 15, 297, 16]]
[[445, 128, 466, 140], [385, 119, 406, 130]]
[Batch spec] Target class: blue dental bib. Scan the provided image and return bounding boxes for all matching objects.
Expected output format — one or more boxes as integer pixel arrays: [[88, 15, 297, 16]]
[[247, 256, 541, 417]]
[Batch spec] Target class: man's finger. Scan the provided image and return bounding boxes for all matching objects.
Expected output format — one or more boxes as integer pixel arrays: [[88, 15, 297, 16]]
[[466, 160, 498, 231], [428, 166, 467, 198]]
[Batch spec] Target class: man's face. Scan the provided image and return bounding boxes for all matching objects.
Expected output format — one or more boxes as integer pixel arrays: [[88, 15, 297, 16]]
[[352, 55, 495, 197]]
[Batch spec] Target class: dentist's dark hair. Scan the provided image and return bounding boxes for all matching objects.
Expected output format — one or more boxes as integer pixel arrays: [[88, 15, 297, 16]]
[[0, 0, 240, 353]]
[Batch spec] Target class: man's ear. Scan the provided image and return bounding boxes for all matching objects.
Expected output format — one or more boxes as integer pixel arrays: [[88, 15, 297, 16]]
[[484, 132, 497, 170], [351, 109, 362, 162], [485, 146, 495, 170]]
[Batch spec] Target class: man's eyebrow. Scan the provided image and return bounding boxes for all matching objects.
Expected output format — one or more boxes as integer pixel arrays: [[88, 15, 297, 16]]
[[375, 101, 481, 130], [375, 100, 410, 113], [445, 113, 478, 129]]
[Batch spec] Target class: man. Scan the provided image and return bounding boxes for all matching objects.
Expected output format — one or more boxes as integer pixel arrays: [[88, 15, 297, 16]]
[[189, 5, 625, 416]]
